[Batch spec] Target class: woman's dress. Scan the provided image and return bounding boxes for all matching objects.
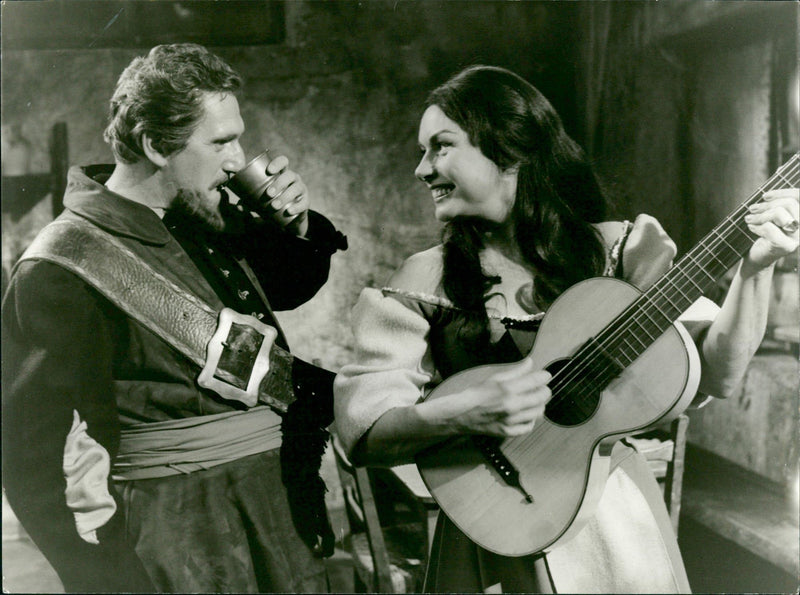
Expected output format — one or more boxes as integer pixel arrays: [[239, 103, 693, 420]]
[[334, 215, 719, 593]]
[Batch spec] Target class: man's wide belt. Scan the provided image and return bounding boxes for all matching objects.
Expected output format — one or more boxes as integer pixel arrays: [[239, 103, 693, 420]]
[[19, 218, 326, 413]]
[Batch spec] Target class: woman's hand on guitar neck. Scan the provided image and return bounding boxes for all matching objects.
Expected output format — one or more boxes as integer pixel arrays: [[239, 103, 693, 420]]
[[700, 187, 797, 399], [441, 358, 552, 438], [742, 188, 799, 276]]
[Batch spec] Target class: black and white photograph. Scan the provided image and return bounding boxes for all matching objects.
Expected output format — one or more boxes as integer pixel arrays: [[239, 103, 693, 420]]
[[1, 1, 798, 593]]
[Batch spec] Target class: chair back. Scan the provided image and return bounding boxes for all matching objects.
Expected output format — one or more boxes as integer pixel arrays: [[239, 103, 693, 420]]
[[331, 432, 423, 593]]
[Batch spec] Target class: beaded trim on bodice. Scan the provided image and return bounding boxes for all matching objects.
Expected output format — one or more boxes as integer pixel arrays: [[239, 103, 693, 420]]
[[381, 221, 632, 333], [381, 286, 545, 331]]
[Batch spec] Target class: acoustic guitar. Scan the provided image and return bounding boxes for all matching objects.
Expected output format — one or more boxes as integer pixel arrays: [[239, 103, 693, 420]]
[[416, 154, 799, 557]]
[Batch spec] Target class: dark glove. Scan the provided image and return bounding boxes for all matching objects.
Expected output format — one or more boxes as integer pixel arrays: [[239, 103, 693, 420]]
[[279, 359, 336, 558]]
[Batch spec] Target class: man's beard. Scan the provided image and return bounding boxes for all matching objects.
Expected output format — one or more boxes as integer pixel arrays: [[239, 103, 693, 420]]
[[167, 188, 227, 233]]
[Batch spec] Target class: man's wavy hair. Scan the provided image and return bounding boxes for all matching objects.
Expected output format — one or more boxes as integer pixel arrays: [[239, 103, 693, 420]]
[[427, 66, 609, 350], [104, 43, 242, 163]]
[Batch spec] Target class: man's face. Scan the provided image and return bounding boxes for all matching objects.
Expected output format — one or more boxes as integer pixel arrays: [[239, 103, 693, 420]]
[[163, 92, 246, 231]]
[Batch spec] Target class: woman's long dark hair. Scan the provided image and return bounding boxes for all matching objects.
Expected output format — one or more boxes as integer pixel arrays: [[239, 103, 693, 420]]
[[427, 65, 609, 351]]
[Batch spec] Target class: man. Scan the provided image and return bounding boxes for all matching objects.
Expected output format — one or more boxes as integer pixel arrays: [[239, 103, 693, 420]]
[[2, 43, 347, 593]]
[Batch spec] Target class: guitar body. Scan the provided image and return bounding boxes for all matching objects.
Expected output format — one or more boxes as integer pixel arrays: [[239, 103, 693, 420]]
[[416, 276, 701, 557]]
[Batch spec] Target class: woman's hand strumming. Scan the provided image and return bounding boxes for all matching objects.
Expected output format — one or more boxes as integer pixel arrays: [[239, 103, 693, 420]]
[[443, 359, 551, 437]]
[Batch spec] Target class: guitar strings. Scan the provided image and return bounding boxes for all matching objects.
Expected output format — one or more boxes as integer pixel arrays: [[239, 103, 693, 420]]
[[547, 156, 799, 413], [504, 156, 800, 456], [557, 158, 800, 399], [592, 158, 800, 385], [507, 156, 800, 456]]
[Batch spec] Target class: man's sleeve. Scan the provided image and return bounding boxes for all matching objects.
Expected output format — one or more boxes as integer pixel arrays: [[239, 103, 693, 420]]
[[242, 210, 347, 310], [1, 260, 154, 593]]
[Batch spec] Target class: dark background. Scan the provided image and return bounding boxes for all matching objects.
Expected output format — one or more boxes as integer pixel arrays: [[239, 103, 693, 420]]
[[2, 2, 797, 592]]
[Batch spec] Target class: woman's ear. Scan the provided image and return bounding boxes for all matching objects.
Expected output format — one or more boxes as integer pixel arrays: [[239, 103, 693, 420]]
[[142, 134, 169, 168]]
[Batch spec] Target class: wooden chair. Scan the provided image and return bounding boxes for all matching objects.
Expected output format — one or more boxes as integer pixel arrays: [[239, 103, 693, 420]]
[[370, 463, 439, 555], [2, 122, 68, 295], [331, 431, 428, 593], [1, 122, 68, 220]]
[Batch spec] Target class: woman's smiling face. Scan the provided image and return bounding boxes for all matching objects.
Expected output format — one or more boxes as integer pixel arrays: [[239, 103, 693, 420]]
[[415, 104, 518, 224]]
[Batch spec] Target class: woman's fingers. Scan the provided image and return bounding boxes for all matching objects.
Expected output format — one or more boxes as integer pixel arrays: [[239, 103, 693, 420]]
[[743, 189, 799, 268]]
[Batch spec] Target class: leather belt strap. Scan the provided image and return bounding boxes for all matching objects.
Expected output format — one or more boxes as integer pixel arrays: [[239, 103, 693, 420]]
[[19, 218, 299, 413]]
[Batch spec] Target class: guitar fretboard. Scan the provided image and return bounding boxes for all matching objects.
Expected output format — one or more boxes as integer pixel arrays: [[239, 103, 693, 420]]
[[549, 154, 799, 411]]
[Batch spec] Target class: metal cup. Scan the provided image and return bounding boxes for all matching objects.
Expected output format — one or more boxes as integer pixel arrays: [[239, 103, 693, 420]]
[[225, 149, 300, 227]]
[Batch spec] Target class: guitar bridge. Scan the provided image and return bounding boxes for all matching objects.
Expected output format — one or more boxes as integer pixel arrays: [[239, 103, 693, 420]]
[[472, 435, 534, 503]]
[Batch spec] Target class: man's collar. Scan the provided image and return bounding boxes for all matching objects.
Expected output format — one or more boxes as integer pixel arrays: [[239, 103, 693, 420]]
[[63, 165, 172, 246]]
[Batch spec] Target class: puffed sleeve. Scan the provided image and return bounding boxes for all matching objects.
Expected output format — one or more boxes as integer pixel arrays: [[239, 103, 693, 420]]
[[619, 215, 722, 403], [619, 214, 720, 346], [618, 214, 678, 291], [333, 288, 436, 456]]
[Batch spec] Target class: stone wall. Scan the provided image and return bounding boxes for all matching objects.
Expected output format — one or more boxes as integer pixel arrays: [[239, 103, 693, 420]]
[[1, 0, 583, 370], [573, 1, 798, 484], [2, 1, 796, 482]]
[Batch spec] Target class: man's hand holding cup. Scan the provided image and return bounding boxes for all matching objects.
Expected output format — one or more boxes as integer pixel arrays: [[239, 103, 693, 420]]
[[227, 149, 310, 236]]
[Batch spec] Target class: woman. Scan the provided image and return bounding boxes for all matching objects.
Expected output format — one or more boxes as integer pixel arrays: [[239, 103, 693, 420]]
[[334, 65, 798, 593]]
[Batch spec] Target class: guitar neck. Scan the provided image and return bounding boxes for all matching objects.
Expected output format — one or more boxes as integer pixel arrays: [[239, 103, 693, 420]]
[[592, 154, 800, 369]]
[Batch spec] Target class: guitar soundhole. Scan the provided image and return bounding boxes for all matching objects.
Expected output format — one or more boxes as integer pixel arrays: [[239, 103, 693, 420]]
[[544, 357, 602, 427]]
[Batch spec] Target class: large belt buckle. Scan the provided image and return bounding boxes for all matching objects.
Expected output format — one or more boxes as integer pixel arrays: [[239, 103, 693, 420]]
[[198, 308, 277, 407]]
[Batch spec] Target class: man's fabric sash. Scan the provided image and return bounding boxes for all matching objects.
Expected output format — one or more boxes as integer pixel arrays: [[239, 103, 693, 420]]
[[113, 407, 283, 481], [18, 218, 302, 413]]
